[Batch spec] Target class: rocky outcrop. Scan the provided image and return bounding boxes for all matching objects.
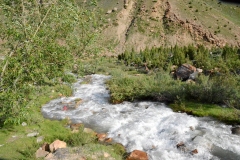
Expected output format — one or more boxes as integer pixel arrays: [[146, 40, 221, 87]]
[[126, 150, 148, 160]]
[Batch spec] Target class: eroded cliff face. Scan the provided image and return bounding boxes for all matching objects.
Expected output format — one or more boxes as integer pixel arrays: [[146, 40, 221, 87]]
[[99, 0, 240, 55]]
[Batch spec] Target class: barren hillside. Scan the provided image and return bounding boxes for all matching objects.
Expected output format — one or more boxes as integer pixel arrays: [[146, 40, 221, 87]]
[[92, 0, 240, 55]]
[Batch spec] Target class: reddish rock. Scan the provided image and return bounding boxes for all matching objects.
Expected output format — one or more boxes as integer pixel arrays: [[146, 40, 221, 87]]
[[49, 139, 67, 152], [191, 149, 198, 154], [176, 142, 185, 148], [126, 150, 148, 160], [62, 106, 68, 111], [176, 142, 187, 152], [97, 133, 107, 142]]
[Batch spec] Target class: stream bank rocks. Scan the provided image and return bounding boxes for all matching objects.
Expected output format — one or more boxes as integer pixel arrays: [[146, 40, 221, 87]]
[[35, 123, 148, 160], [126, 150, 148, 160]]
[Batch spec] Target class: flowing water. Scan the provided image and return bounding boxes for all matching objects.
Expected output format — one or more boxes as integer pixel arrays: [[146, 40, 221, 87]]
[[42, 74, 240, 160]]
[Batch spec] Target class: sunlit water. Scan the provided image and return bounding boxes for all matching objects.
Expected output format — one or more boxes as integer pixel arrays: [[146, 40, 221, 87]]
[[42, 74, 240, 160]]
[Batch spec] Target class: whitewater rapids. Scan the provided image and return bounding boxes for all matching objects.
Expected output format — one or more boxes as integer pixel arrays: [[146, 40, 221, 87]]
[[42, 74, 240, 160]]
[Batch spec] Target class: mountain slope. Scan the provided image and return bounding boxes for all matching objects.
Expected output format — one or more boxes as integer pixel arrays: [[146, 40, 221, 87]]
[[94, 0, 240, 54]]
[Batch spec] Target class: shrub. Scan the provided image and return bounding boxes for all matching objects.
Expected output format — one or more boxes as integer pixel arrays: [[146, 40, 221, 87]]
[[0, 0, 99, 125]]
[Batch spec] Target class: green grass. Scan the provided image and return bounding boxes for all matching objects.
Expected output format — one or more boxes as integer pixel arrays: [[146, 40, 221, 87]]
[[0, 75, 126, 159], [170, 101, 240, 124]]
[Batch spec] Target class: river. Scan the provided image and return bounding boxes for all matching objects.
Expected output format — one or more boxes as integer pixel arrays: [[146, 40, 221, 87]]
[[42, 74, 240, 160]]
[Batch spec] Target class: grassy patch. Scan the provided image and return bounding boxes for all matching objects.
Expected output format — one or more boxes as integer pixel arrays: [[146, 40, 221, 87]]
[[0, 81, 126, 159], [170, 101, 240, 124]]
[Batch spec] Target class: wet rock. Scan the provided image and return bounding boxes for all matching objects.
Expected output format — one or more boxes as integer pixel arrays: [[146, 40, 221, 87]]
[[190, 126, 194, 131], [231, 127, 240, 135], [36, 148, 49, 158], [49, 140, 67, 152], [191, 149, 198, 155], [176, 142, 187, 151], [175, 64, 196, 81], [27, 132, 39, 137], [127, 150, 148, 160]]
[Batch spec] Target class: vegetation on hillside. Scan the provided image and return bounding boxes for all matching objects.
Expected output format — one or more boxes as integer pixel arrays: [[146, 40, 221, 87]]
[[0, 0, 101, 125], [116, 45, 240, 110], [0, 0, 240, 159]]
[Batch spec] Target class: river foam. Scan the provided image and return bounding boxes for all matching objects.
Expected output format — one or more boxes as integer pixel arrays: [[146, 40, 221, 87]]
[[42, 74, 240, 160]]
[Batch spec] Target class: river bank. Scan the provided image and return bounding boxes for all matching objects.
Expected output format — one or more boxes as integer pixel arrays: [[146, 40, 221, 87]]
[[42, 74, 240, 160]]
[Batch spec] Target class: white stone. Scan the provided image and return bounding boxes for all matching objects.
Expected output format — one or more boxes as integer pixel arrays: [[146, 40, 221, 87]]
[[37, 136, 44, 143], [27, 132, 39, 137], [22, 122, 27, 126]]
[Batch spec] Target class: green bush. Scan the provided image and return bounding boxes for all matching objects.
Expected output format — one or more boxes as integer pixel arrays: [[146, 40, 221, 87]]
[[116, 45, 240, 108], [0, 0, 99, 126]]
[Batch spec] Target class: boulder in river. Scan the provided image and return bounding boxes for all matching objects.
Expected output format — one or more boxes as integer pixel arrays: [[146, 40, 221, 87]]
[[231, 126, 240, 135]]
